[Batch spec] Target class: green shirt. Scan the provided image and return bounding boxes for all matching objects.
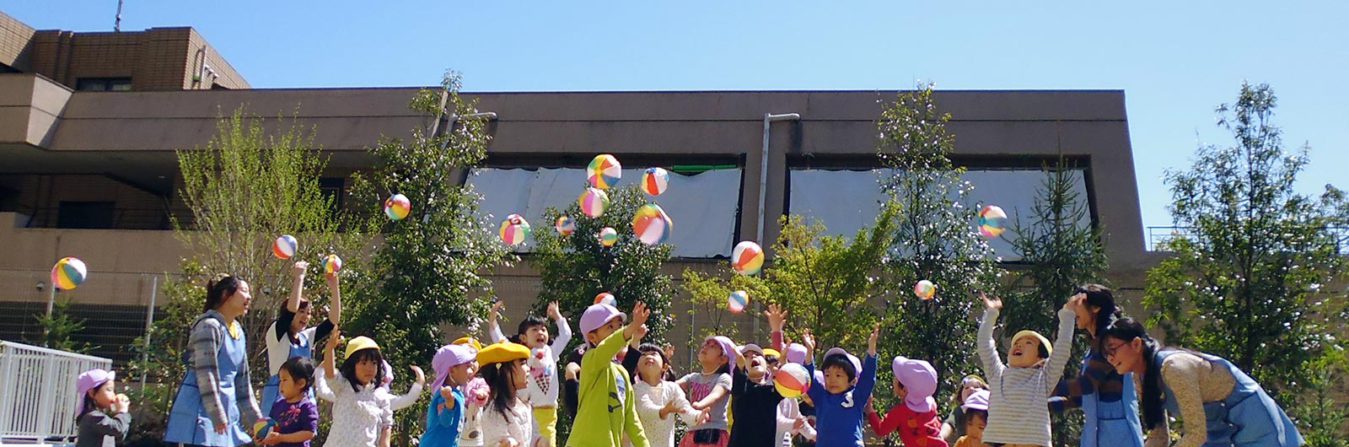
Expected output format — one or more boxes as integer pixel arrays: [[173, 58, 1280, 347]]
[[566, 327, 650, 447]]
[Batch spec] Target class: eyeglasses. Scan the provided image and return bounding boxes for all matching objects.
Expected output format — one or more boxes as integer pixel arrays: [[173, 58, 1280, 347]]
[[1103, 341, 1129, 358]]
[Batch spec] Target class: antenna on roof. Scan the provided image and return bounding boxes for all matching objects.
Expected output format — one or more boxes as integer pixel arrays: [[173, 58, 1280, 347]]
[[114, 0, 125, 32]]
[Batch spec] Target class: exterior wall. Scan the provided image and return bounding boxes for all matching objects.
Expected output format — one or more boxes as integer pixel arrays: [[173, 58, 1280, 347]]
[[0, 11, 35, 70]]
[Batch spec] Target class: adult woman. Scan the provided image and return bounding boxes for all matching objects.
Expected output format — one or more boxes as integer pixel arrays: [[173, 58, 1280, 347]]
[[164, 274, 263, 447], [260, 261, 340, 408], [1101, 318, 1303, 447], [1050, 284, 1143, 447]]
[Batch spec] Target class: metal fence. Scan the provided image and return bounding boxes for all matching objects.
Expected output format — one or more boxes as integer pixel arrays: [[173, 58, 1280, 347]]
[[0, 341, 113, 445], [1147, 226, 1349, 252]]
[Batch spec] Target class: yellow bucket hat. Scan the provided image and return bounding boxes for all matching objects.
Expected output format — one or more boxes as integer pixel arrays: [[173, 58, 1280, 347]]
[[344, 336, 380, 359], [477, 342, 531, 366], [1011, 330, 1052, 358], [452, 336, 484, 353]]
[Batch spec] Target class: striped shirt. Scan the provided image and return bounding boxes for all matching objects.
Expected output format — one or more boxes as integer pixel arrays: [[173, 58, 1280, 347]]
[[976, 307, 1076, 447], [187, 311, 262, 428]]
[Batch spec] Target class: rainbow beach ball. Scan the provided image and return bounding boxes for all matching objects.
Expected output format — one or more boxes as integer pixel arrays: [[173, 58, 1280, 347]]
[[978, 205, 1007, 238], [731, 241, 765, 276], [555, 216, 576, 236], [914, 280, 936, 301], [499, 214, 531, 246], [385, 194, 412, 221], [587, 154, 622, 190], [728, 290, 749, 314], [774, 363, 811, 399], [632, 204, 673, 245], [641, 167, 670, 196], [598, 227, 619, 247], [273, 235, 298, 260], [324, 254, 343, 275], [578, 188, 610, 218], [594, 292, 617, 308], [51, 257, 87, 291]]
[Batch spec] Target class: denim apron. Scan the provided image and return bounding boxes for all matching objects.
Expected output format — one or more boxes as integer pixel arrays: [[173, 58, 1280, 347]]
[[1079, 351, 1143, 447], [164, 313, 252, 446], [260, 328, 314, 409], [1156, 350, 1303, 447]]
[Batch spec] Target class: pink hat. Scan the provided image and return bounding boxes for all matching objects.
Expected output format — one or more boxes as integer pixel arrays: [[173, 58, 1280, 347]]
[[823, 347, 861, 376], [785, 343, 808, 364], [962, 389, 990, 411], [891, 356, 938, 413], [432, 344, 476, 388], [708, 336, 737, 370], [580, 303, 626, 335], [76, 369, 114, 416]]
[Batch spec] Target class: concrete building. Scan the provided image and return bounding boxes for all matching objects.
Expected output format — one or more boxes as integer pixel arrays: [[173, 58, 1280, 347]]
[[0, 11, 1154, 365]]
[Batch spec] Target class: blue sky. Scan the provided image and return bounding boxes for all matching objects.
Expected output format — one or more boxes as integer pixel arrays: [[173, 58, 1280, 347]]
[[5, 1, 1345, 234]]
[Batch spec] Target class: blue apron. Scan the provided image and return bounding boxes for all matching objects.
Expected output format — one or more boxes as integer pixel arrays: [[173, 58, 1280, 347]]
[[260, 328, 315, 410], [165, 313, 253, 446], [1156, 350, 1303, 447], [1079, 351, 1143, 447]]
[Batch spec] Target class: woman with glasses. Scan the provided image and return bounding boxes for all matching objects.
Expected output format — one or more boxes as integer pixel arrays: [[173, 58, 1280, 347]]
[[1101, 318, 1302, 447], [1049, 285, 1144, 447]]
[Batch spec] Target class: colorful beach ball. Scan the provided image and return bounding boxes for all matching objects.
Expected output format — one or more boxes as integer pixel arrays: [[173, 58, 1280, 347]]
[[594, 292, 617, 308], [51, 257, 87, 291], [324, 254, 343, 275], [586, 154, 622, 190], [578, 187, 610, 218], [253, 420, 275, 440], [641, 167, 670, 196], [598, 227, 619, 247], [385, 194, 412, 221], [978, 205, 1007, 238], [499, 214, 531, 246], [728, 290, 749, 314], [731, 241, 765, 276], [555, 216, 576, 237], [273, 235, 298, 260], [914, 280, 936, 301], [632, 204, 673, 245], [774, 363, 811, 399]]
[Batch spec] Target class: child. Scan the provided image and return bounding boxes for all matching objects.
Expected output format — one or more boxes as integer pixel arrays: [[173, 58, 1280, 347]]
[[315, 330, 425, 447], [940, 375, 989, 444], [422, 344, 477, 447], [453, 337, 491, 447], [478, 342, 534, 447], [566, 301, 652, 447], [262, 261, 339, 409], [976, 293, 1076, 447], [953, 390, 990, 447], [728, 303, 790, 447], [488, 301, 573, 447], [75, 369, 131, 447], [864, 356, 946, 447], [676, 336, 735, 447], [258, 357, 319, 447], [635, 343, 705, 447], [803, 324, 880, 447]]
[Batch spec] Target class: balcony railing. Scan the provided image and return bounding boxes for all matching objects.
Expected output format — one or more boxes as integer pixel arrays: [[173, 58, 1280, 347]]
[[1148, 225, 1349, 253], [20, 207, 192, 230]]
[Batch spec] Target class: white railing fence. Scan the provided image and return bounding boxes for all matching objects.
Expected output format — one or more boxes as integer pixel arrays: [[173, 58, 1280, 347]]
[[0, 340, 112, 445]]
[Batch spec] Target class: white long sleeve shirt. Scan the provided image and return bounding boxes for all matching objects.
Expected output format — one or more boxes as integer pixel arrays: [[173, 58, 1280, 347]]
[[977, 307, 1076, 447], [489, 315, 573, 408], [635, 380, 700, 447], [775, 398, 817, 447]]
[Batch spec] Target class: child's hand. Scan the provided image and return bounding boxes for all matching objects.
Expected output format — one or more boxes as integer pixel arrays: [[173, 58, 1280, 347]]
[[499, 438, 519, 447], [565, 362, 580, 381], [980, 292, 1002, 311], [547, 301, 561, 320], [696, 409, 711, 425], [440, 386, 457, 409], [867, 323, 880, 356], [630, 324, 649, 346], [114, 393, 130, 414], [624, 302, 650, 340], [326, 329, 342, 352], [764, 303, 788, 332], [260, 431, 281, 446], [801, 330, 815, 353], [863, 396, 876, 414], [325, 270, 339, 289], [794, 417, 806, 431], [292, 261, 309, 278], [410, 365, 425, 386], [490, 301, 505, 324]]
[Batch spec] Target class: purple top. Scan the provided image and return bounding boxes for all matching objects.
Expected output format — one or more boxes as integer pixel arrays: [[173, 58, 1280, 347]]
[[269, 397, 319, 447]]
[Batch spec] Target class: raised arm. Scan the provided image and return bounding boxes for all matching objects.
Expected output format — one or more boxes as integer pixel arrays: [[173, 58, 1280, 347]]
[[1044, 298, 1081, 391], [389, 366, 426, 411], [487, 301, 507, 344], [325, 268, 341, 326], [288, 261, 307, 314], [764, 303, 787, 352], [977, 293, 1006, 381], [548, 301, 573, 357]]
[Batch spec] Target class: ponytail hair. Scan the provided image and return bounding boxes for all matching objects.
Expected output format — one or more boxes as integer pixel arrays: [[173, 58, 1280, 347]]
[[1077, 284, 1122, 348], [205, 274, 244, 313], [1103, 317, 1163, 430]]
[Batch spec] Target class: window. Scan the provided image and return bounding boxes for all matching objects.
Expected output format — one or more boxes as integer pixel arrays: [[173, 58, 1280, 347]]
[[466, 167, 743, 258], [75, 77, 132, 91], [319, 177, 345, 213], [57, 201, 116, 229], [787, 168, 1092, 260]]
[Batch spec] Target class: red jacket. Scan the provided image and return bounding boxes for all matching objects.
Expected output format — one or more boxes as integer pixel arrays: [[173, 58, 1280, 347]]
[[866, 404, 947, 447]]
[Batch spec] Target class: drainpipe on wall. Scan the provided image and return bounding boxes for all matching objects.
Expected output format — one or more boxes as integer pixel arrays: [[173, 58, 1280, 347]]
[[756, 112, 799, 337]]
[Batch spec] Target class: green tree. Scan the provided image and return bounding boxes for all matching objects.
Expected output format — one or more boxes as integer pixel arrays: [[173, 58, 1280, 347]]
[[531, 186, 676, 341], [1005, 159, 1110, 446], [875, 84, 1003, 415], [1144, 82, 1349, 408], [32, 299, 94, 354], [680, 268, 765, 346], [343, 71, 509, 444]]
